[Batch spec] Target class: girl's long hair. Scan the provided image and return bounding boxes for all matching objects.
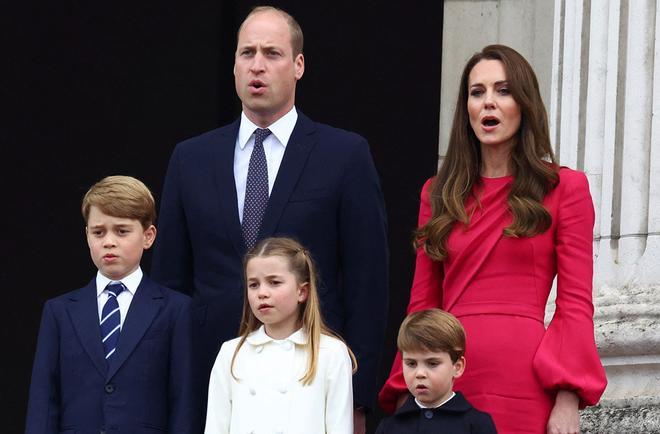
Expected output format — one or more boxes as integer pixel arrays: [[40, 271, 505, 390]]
[[231, 237, 357, 385], [417, 44, 558, 261]]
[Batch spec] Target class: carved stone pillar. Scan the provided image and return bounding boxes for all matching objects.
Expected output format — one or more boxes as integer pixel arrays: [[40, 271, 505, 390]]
[[554, 0, 660, 431]]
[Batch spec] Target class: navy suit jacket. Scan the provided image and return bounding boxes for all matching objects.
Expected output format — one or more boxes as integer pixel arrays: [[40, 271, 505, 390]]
[[25, 275, 193, 434], [151, 112, 389, 411]]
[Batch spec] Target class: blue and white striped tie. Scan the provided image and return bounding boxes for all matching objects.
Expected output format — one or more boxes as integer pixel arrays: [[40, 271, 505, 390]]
[[100, 282, 125, 361]]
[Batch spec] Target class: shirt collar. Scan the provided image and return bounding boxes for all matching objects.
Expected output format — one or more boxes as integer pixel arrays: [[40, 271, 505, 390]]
[[415, 392, 456, 409], [96, 266, 143, 297], [396, 392, 471, 417], [245, 324, 308, 346], [237, 106, 298, 150]]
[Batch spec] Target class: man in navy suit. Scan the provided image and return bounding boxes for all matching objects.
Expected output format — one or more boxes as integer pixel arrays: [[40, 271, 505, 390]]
[[151, 6, 388, 433], [26, 176, 193, 434]]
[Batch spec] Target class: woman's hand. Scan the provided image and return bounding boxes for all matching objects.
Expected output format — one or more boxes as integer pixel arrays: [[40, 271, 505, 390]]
[[547, 390, 580, 434]]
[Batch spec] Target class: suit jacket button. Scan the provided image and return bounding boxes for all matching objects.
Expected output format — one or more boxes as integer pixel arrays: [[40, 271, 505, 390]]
[[424, 409, 433, 419], [105, 384, 115, 394]]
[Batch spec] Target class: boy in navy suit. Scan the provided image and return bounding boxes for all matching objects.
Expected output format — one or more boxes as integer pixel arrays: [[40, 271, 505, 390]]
[[26, 176, 193, 434], [376, 309, 497, 434]]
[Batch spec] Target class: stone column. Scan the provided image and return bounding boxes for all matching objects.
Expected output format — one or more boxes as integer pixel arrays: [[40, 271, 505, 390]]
[[563, 0, 660, 431], [440, 1, 660, 432]]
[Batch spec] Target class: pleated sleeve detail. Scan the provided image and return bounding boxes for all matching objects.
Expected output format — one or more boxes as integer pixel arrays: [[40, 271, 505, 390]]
[[532, 169, 607, 407]]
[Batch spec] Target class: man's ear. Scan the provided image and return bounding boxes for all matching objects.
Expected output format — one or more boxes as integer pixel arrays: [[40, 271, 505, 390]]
[[294, 53, 305, 80]]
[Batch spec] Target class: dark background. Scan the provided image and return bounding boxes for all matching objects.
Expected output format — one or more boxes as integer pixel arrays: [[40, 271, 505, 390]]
[[3, 1, 443, 431]]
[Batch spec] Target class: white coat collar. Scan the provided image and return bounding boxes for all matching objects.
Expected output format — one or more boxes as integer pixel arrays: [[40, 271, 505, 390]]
[[246, 325, 308, 346]]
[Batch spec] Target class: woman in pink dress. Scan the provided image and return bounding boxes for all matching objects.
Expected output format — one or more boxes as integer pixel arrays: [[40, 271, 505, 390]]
[[379, 45, 607, 433]]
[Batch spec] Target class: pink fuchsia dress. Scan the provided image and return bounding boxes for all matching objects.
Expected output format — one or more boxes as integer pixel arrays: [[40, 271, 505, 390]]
[[379, 168, 607, 433]]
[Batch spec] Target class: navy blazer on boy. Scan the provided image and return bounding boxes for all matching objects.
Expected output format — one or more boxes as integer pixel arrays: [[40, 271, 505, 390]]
[[375, 393, 497, 434], [151, 111, 389, 411], [25, 275, 193, 434]]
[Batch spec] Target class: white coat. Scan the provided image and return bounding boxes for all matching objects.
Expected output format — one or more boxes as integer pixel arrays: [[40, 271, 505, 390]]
[[204, 326, 354, 434]]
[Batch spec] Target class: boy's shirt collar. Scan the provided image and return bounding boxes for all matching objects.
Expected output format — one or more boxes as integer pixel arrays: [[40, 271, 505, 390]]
[[95, 267, 143, 297], [396, 392, 472, 416], [415, 392, 456, 409]]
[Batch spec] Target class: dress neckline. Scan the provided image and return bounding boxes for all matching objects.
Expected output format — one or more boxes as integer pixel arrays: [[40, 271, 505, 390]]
[[480, 174, 514, 184]]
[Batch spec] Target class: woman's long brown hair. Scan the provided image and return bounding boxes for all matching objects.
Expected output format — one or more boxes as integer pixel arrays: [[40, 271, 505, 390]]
[[417, 45, 558, 261]]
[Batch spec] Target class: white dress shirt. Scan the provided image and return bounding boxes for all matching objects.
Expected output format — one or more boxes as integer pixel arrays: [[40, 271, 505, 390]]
[[234, 107, 298, 222], [205, 326, 354, 434], [95, 267, 142, 328]]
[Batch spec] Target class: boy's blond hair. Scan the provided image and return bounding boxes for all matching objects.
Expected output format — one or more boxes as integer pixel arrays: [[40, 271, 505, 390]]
[[232, 237, 357, 385], [397, 309, 466, 363], [81, 176, 156, 229]]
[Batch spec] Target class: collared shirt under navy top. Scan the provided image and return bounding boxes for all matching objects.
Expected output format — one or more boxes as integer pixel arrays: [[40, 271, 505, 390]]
[[95, 267, 142, 328], [234, 106, 298, 222], [375, 391, 497, 434]]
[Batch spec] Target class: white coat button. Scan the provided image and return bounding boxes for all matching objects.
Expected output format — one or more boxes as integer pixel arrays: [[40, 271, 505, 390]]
[[255, 345, 263, 353], [284, 341, 293, 351], [249, 387, 256, 395], [278, 386, 287, 394]]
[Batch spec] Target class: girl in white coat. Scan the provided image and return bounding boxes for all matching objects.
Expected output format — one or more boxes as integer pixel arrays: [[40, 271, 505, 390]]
[[205, 237, 357, 434]]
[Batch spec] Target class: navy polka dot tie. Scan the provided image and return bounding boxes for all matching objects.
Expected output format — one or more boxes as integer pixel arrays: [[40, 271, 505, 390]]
[[100, 281, 125, 362], [242, 128, 271, 250]]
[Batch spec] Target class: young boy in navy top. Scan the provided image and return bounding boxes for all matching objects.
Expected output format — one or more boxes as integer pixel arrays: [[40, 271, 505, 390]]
[[376, 309, 496, 433], [25, 176, 194, 434]]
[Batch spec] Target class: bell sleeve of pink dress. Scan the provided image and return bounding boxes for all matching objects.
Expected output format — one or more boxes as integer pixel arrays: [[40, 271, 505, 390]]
[[378, 178, 444, 414], [532, 169, 607, 407]]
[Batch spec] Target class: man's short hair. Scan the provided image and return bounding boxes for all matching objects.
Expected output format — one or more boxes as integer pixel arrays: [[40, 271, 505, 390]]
[[397, 309, 466, 363], [82, 175, 156, 229], [238, 5, 304, 57]]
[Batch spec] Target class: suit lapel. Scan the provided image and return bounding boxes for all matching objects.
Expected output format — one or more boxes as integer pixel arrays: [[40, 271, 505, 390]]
[[213, 119, 247, 257], [259, 113, 316, 238], [106, 276, 163, 380], [66, 280, 107, 377]]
